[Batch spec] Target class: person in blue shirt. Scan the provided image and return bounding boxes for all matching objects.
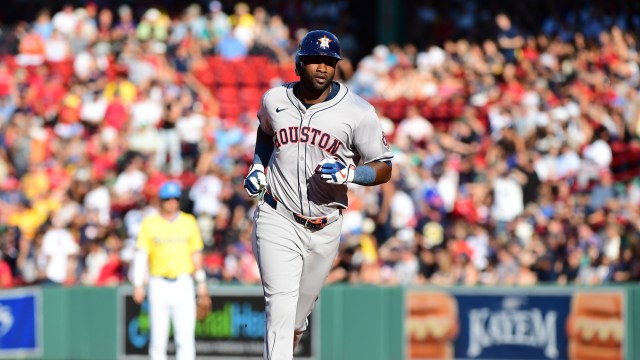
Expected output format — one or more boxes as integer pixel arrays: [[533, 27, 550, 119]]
[[495, 13, 524, 64]]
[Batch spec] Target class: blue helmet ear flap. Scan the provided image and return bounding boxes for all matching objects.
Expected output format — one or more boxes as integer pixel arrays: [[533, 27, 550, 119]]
[[295, 53, 303, 75]]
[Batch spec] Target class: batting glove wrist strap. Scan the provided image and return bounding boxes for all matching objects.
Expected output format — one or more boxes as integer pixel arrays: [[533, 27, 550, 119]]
[[316, 158, 355, 184], [244, 164, 267, 197], [194, 269, 206, 284]]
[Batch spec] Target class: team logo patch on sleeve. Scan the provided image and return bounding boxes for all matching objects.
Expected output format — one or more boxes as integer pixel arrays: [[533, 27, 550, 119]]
[[382, 132, 390, 149]]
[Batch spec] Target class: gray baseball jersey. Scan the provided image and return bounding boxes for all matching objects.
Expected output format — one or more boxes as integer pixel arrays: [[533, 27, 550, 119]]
[[257, 81, 393, 217]]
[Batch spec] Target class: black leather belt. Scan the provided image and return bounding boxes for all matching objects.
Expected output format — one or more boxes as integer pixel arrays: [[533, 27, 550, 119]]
[[264, 192, 337, 230]]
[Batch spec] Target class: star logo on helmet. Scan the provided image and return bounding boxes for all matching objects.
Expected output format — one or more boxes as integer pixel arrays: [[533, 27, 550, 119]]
[[318, 35, 332, 49]]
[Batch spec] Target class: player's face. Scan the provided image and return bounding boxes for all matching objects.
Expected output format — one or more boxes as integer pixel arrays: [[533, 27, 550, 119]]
[[299, 55, 338, 93]]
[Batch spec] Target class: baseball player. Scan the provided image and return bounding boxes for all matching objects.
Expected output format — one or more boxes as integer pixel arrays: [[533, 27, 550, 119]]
[[244, 30, 393, 360], [131, 181, 207, 360]]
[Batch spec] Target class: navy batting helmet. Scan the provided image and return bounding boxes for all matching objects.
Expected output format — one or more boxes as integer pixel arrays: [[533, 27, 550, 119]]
[[295, 30, 342, 75]]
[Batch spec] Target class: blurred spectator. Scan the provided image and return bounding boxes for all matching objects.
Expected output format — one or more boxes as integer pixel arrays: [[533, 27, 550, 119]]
[[495, 13, 523, 64], [41, 214, 79, 285], [208, 1, 231, 43], [217, 28, 248, 60], [136, 8, 169, 43], [155, 101, 183, 175], [33, 9, 53, 41], [81, 239, 107, 285], [394, 105, 434, 150], [229, 2, 255, 48], [52, 4, 78, 37]]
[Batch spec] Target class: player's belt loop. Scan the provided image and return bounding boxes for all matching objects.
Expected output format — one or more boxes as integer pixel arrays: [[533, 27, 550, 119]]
[[264, 191, 278, 209]]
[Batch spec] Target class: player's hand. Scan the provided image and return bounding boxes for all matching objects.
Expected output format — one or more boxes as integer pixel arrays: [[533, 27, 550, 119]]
[[196, 291, 212, 321], [244, 163, 267, 197], [133, 286, 146, 304], [316, 158, 355, 184]]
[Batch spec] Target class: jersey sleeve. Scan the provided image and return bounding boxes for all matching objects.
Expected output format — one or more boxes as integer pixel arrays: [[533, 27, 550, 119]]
[[352, 106, 394, 164], [135, 217, 152, 253], [257, 91, 274, 136], [188, 215, 204, 253]]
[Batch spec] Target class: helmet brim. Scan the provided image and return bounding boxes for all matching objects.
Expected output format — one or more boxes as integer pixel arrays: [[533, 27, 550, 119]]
[[297, 50, 342, 60]]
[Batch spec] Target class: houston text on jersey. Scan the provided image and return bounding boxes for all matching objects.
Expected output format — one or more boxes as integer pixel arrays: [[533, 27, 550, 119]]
[[273, 126, 343, 155]]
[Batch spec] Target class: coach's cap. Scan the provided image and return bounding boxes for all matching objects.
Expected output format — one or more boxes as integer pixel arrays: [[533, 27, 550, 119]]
[[159, 181, 182, 200]]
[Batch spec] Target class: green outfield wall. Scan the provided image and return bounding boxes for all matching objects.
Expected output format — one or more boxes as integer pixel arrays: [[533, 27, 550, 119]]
[[4, 284, 636, 360]]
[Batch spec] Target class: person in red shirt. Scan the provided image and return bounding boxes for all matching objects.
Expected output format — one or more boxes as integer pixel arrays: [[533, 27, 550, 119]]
[[0, 257, 14, 288], [103, 91, 129, 131]]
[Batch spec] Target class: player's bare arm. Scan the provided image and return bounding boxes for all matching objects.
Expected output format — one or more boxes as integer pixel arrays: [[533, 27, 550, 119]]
[[362, 160, 392, 185]]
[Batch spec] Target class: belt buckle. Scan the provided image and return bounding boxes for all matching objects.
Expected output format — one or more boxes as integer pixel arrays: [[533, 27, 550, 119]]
[[302, 216, 327, 230]]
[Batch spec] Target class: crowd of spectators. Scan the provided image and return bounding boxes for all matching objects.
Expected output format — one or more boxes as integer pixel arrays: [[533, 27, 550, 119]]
[[1, 1, 639, 289]]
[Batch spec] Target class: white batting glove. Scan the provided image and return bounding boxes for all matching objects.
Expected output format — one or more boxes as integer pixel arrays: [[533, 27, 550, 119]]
[[316, 158, 355, 184], [244, 164, 267, 197]]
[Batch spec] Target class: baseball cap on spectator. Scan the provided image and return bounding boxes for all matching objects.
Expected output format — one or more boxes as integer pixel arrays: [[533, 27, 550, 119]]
[[422, 221, 444, 248], [158, 181, 181, 200]]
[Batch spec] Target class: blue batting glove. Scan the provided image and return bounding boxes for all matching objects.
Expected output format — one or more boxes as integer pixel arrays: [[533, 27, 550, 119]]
[[315, 158, 355, 184], [244, 164, 267, 197]]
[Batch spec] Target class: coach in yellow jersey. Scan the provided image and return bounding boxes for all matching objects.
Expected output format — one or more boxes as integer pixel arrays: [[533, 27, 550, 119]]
[[132, 180, 207, 360]]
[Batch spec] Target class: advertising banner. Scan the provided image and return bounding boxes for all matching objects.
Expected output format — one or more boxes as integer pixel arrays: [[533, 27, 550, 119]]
[[406, 288, 624, 360], [122, 287, 315, 359], [0, 288, 42, 358]]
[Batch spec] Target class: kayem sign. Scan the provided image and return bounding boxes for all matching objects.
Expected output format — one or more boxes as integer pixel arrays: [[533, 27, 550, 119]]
[[121, 287, 315, 359], [406, 288, 625, 360]]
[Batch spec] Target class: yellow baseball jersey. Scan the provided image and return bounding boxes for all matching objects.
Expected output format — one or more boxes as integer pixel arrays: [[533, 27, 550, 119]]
[[136, 211, 203, 278]]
